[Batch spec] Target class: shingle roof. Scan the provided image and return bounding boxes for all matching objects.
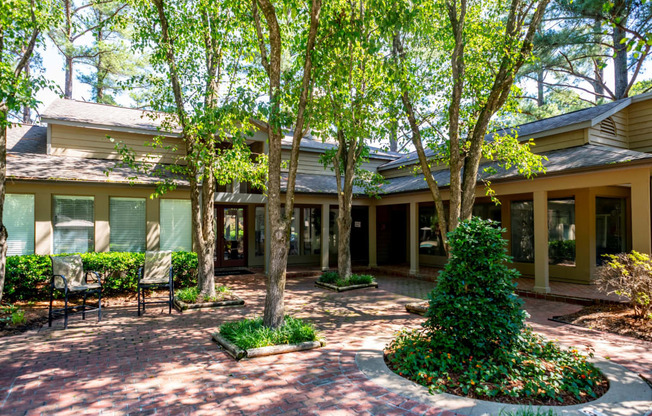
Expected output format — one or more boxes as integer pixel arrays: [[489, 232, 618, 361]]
[[6, 123, 187, 186], [281, 173, 366, 195], [381, 144, 652, 194], [7, 125, 46, 154], [41, 99, 175, 134], [378, 96, 640, 171], [281, 136, 400, 160]]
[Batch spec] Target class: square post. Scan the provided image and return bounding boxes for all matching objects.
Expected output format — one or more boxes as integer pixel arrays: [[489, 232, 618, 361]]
[[533, 190, 550, 293], [631, 169, 651, 255], [368, 204, 377, 268], [409, 201, 419, 276], [321, 203, 330, 271]]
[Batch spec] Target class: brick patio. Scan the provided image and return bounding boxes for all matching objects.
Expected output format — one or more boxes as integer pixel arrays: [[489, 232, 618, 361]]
[[0, 273, 649, 416]]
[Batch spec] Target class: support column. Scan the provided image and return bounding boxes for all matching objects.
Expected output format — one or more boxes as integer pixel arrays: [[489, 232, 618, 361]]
[[368, 204, 377, 268], [95, 193, 110, 252], [146, 197, 160, 251], [409, 201, 419, 276], [34, 192, 52, 255], [321, 203, 329, 271], [533, 190, 550, 293], [631, 169, 651, 254]]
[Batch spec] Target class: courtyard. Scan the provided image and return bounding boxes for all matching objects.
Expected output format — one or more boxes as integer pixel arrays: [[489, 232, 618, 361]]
[[0, 273, 650, 416]]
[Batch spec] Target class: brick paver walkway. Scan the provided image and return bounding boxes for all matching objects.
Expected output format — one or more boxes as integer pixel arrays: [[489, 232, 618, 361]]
[[0, 274, 649, 416]]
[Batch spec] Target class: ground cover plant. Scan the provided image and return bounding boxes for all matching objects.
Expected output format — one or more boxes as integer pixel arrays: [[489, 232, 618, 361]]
[[176, 285, 233, 304], [219, 316, 319, 350], [318, 271, 375, 287], [385, 217, 606, 405]]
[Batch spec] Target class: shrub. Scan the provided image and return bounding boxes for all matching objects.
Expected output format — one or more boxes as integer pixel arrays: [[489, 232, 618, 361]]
[[596, 251, 652, 319], [318, 272, 375, 287], [176, 285, 232, 303], [219, 316, 319, 350], [319, 271, 339, 284], [549, 240, 575, 263], [11, 310, 26, 326], [386, 327, 604, 403], [5, 251, 198, 301], [424, 217, 526, 359]]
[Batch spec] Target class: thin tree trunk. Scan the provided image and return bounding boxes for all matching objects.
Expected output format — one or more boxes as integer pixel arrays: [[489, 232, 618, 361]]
[[537, 69, 544, 107], [199, 168, 216, 298], [0, 106, 8, 304]]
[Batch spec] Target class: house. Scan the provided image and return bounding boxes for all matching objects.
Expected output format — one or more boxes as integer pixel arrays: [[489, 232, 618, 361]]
[[6, 95, 652, 293]]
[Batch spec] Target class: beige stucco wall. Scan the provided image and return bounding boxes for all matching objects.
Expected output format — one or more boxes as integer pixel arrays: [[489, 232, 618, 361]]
[[6, 181, 190, 255]]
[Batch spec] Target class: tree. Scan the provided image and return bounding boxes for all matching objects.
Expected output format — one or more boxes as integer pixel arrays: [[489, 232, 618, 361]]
[[251, 0, 322, 328], [524, 0, 652, 102], [313, 0, 386, 279], [77, 2, 142, 105], [49, 0, 127, 99], [0, 0, 52, 302], [121, 0, 267, 299], [384, 0, 549, 252]]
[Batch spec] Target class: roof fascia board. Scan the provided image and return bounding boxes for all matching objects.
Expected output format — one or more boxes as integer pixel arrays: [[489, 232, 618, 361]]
[[280, 143, 398, 161], [589, 98, 632, 127], [42, 118, 181, 138]]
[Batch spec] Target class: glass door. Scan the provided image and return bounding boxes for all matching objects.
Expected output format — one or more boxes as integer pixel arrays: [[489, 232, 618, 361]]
[[215, 206, 247, 268]]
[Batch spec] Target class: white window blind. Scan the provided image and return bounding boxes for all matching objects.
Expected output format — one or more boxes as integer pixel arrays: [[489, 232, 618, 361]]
[[5, 194, 35, 256], [110, 197, 146, 252], [53, 196, 94, 254], [160, 199, 192, 251]]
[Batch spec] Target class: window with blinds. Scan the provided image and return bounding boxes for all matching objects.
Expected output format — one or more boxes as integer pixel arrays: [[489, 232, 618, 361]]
[[110, 197, 146, 252], [5, 194, 35, 256], [53, 196, 94, 254], [160, 199, 192, 251]]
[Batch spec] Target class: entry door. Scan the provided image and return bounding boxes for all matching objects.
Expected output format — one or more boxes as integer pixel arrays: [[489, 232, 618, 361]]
[[216, 206, 247, 268]]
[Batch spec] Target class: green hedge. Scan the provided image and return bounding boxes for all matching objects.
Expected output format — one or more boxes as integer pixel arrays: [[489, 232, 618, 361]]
[[5, 251, 198, 301]]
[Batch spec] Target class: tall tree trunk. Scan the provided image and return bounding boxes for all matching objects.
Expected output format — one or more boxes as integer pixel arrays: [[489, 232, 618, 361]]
[[64, 56, 74, 99], [592, 18, 605, 99], [256, 0, 321, 329], [189, 165, 217, 299], [613, 22, 628, 99], [335, 135, 356, 279], [0, 105, 8, 303]]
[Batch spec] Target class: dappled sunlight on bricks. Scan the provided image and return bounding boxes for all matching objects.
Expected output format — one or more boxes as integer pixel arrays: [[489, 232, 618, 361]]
[[1, 273, 648, 415]]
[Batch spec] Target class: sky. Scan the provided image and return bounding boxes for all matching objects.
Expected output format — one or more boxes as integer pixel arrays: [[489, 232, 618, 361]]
[[33, 32, 652, 123]]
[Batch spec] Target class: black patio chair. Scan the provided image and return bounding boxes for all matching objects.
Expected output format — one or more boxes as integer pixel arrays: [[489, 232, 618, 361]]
[[49, 255, 102, 329], [137, 251, 174, 316]]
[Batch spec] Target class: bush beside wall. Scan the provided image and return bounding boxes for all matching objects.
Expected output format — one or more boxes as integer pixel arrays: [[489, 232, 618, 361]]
[[5, 251, 198, 301]]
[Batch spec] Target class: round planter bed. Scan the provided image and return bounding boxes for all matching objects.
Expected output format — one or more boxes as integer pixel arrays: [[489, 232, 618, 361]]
[[173, 296, 245, 312], [315, 281, 378, 292], [212, 332, 324, 360], [356, 337, 652, 416]]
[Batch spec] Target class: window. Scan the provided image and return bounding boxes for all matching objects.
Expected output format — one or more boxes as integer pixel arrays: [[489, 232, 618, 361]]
[[255, 206, 265, 256], [53, 196, 94, 254], [548, 198, 575, 265], [110, 197, 146, 252], [510, 201, 534, 263], [5, 194, 34, 256], [289, 208, 300, 256], [419, 205, 447, 257], [472, 202, 502, 223], [302, 207, 321, 255], [160, 199, 192, 251], [596, 197, 627, 264]]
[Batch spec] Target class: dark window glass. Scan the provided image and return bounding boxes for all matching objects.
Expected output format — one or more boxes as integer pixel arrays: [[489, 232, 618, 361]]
[[596, 197, 627, 264], [511, 201, 534, 262]]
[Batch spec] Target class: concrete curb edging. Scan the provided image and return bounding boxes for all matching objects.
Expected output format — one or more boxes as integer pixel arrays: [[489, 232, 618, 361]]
[[356, 337, 652, 416], [315, 281, 378, 292], [212, 332, 324, 361], [174, 296, 245, 312]]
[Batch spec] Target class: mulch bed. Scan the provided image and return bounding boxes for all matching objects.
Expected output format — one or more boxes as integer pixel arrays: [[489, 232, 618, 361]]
[[553, 304, 652, 342], [384, 353, 609, 406], [0, 292, 158, 337]]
